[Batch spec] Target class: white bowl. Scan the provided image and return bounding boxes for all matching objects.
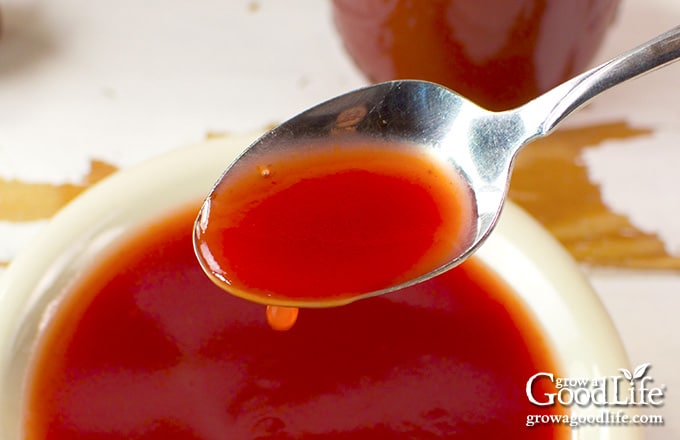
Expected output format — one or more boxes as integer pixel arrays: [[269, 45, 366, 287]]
[[0, 133, 640, 440]]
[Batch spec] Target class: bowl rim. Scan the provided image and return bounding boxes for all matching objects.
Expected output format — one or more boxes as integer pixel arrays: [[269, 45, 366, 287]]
[[0, 133, 639, 440]]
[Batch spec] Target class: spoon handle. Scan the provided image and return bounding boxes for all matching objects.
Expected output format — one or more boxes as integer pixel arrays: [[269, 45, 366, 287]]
[[528, 25, 680, 136]]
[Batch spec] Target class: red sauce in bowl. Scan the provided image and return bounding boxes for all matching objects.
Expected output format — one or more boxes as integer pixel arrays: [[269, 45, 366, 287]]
[[25, 204, 567, 439], [194, 144, 475, 307], [332, 0, 619, 111]]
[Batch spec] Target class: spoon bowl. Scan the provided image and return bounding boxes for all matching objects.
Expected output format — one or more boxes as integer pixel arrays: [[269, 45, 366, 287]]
[[195, 26, 680, 307]]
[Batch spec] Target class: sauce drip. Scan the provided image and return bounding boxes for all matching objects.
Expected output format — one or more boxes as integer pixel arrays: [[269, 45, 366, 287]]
[[266, 305, 299, 331], [25, 205, 567, 439], [194, 143, 475, 307]]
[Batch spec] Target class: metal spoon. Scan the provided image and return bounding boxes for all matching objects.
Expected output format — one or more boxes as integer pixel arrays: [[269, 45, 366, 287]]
[[196, 26, 680, 306]]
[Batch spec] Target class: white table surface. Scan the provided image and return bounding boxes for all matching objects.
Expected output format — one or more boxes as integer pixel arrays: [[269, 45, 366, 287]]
[[1, 1, 679, 438]]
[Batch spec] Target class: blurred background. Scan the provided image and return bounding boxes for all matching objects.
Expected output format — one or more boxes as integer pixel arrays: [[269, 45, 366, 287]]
[[0, 1, 679, 437]]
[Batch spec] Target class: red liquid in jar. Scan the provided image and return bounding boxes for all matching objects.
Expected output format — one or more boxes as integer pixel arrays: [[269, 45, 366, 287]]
[[332, 0, 619, 111], [25, 204, 568, 439], [194, 144, 475, 306]]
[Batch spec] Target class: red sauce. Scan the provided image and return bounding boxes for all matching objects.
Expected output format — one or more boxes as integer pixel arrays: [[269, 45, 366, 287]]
[[25, 204, 567, 439], [332, 0, 619, 111], [194, 144, 475, 307]]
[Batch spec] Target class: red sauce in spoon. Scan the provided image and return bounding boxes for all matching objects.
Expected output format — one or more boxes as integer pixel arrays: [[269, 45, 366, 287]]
[[194, 144, 475, 306], [25, 204, 567, 439]]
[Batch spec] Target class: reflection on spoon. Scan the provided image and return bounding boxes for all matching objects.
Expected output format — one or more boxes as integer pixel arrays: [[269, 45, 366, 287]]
[[194, 26, 680, 309]]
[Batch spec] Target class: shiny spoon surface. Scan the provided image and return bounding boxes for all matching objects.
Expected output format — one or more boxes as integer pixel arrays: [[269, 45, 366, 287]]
[[195, 26, 680, 307]]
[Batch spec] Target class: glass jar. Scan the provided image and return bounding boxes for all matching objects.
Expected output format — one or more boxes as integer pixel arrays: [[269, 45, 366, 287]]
[[332, 0, 620, 111]]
